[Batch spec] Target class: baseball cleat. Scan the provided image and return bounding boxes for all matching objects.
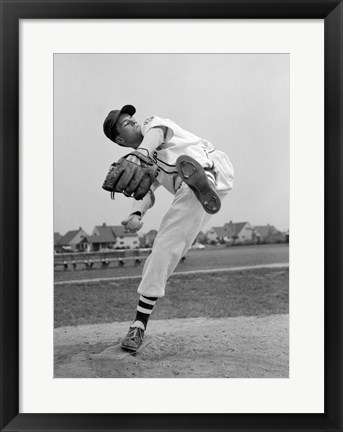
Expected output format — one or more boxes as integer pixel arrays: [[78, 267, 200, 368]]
[[176, 155, 221, 214], [121, 326, 145, 352]]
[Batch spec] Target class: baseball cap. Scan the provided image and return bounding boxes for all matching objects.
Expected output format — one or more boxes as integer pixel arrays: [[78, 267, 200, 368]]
[[103, 104, 136, 142]]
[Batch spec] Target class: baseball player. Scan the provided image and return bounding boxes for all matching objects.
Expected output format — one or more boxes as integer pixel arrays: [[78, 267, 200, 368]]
[[103, 105, 234, 352]]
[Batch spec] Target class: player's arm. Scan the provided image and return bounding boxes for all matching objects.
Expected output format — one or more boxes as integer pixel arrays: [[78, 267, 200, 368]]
[[119, 127, 165, 175], [136, 127, 167, 158], [121, 182, 160, 232]]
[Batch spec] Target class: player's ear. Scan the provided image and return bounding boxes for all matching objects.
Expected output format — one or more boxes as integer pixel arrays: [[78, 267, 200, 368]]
[[115, 136, 125, 146]]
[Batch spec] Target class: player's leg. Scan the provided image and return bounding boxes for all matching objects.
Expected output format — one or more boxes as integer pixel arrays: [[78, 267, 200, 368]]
[[176, 155, 221, 214], [121, 184, 209, 351], [121, 294, 158, 352], [209, 149, 234, 193], [121, 152, 233, 352], [138, 183, 213, 297], [175, 149, 234, 214]]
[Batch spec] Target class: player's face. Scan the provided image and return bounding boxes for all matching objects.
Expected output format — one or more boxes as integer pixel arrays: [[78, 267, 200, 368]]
[[115, 113, 143, 148]]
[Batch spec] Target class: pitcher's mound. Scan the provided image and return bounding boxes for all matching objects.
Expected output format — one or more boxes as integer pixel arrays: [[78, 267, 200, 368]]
[[90, 335, 163, 360], [54, 315, 288, 378]]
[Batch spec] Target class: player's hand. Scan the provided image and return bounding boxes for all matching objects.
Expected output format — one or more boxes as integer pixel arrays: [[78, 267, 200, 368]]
[[121, 214, 143, 233]]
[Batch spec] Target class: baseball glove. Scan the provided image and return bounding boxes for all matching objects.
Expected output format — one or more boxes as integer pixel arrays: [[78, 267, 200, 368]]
[[102, 151, 158, 200]]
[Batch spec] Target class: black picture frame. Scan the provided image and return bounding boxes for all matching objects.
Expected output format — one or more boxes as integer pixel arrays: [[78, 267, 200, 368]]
[[1, 1, 342, 431]]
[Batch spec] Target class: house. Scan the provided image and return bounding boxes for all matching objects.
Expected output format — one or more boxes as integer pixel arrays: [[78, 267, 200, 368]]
[[56, 227, 89, 252], [112, 225, 140, 249], [285, 230, 289, 243], [88, 223, 117, 251], [138, 234, 147, 249], [223, 221, 255, 244], [89, 223, 139, 251], [254, 224, 285, 243], [86, 233, 115, 252], [54, 232, 63, 253], [144, 230, 158, 247], [206, 226, 229, 244], [54, 232, 62, 246], [195, 231, 206, 244]]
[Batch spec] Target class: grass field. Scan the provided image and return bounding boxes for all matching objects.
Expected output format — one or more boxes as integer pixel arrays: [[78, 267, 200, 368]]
[[54, 267, 288, 328], [54, 244, 289, 378], [54, 243, 289, 282]]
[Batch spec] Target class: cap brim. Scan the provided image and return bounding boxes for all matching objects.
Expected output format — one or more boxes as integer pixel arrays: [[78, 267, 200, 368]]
[[119, 105, 136, 117]]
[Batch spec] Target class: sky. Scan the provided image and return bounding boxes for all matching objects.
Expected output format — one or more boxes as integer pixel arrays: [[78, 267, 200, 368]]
[[54, 53, 289, 236]]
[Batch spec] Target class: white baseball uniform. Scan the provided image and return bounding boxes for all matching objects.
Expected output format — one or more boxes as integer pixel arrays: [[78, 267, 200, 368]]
[[131, 115, 234, 298]]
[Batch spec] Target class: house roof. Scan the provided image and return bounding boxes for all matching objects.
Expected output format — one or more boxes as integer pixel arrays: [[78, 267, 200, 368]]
[[94, 224, 138, 241], [57, 230, 80, 245], [57, 228, 88, 245], [87, 234, 114, 244], [224, 222, 249, 236], [94, 225, 117, 242], [210, 226, 227, 237], [196, 231, 206, 239], [110, 225, 138, 237], [254, 225, 279, 237]]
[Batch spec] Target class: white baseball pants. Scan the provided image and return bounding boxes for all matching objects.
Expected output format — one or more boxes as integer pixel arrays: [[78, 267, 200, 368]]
[[137, 150, 234, 298]]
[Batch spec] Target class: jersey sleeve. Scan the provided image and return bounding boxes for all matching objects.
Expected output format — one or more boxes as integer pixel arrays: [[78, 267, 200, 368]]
[[140, 115, 174, 142]]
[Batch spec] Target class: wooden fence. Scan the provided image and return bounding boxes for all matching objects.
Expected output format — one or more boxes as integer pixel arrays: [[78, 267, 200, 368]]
[[54, 249, 152, 271]]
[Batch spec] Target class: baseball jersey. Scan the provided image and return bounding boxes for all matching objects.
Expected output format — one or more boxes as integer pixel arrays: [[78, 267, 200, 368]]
[[140, 115, 215, 194], [131, 115, 234, 217]]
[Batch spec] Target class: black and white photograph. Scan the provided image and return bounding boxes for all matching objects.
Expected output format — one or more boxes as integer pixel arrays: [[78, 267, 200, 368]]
[[53, 53, 289, 378], [3, 0, 343, 427]]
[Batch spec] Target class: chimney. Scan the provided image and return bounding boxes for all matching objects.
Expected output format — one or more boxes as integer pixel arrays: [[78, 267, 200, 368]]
[[102, 222, 106, 227]]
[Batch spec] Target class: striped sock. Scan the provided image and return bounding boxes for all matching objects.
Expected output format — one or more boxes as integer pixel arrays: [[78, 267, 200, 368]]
[[205, 169, 216, 187], [133, 295, 158, 330]]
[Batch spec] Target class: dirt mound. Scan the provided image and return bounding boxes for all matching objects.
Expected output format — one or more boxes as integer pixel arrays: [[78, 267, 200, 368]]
[[54, 315, 288, 378]]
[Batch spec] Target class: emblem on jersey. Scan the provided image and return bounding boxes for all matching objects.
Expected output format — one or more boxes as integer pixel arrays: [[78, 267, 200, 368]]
[[143, 116, 155, 125]]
